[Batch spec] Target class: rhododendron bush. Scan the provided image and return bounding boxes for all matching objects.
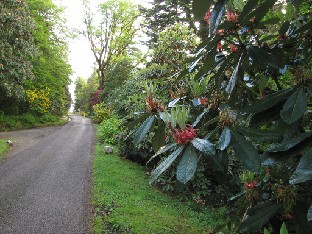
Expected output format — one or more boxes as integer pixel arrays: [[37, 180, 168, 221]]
[[128, 0, 311, 232]]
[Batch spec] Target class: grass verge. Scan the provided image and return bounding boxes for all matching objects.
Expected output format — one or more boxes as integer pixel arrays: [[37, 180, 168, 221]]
[[91, 143, 226, 234], [0, 113, 68, 131], [0, 139, 9, 161]]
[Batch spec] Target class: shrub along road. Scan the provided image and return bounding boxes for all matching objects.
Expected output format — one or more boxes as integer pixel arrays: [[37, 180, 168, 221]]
[[0, 115, 95, 233]]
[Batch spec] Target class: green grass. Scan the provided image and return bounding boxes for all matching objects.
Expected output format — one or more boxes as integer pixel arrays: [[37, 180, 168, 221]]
[[92, 143, 226, 234], [0, 139, 8, 161]]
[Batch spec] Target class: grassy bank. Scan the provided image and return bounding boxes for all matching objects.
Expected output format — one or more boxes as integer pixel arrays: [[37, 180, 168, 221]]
[[0, 113, 68, 132], [91, 143, 226, 234]]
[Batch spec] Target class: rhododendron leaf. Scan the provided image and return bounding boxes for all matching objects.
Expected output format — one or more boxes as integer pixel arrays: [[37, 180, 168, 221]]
[[238, 202, 281, 232], [244, 89, 292, 114], [168, 98, 180, 107], [176, 145, 198, 184], [192, 111, 207, 128], [267, 132, 312, 153], [152, 120, 166, 153], [209, 0, 226, 37], [280, 87, 307, 124], [127, 113, 150, 130], [225, 55, 243, 96], [308, 205, 312, 222], [238, 0, 258, 22], [231, 131, 260, 172], [290, 148, 312, 185], [236, 126, 281, 142], [217, 127, 231, 151], [147, 143, 177, 164], [191, 138, 216, 155], [149, 145, 185, 184], [133, 115, 155, 146]]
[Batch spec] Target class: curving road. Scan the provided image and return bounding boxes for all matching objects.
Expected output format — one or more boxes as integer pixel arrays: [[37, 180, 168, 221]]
[[0, 115, 95, 234]]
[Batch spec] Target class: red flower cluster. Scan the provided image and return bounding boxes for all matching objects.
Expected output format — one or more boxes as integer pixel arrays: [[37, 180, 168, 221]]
[[204, 11, 211, 24], [169, 123, 197, 144], [146, 91, 164, 113], [227, 11, 238, 23], [200, 97, 208, 105], [244, 180, 257, 189], [230, 44, 239, 52]]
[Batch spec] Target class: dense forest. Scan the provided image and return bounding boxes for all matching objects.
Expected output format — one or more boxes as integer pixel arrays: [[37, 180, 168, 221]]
[[1, 0, 311, 233]]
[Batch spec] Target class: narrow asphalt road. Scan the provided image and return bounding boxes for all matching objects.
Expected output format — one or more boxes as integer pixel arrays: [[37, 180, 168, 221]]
[[0, 115, 95, 233]]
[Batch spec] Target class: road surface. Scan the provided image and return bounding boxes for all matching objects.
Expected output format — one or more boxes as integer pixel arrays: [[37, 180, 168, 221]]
[[0, 115, 95, 233]]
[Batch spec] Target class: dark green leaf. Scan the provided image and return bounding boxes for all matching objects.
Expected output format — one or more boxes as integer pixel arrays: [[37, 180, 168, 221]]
[[149, 145, 185, 184], [238, 0, 259, 23], [127, 113, 150, 130], [192, 0, 212, 21], [217, 21, 235, 30], [244, 89, 293, 114], [279, 21, 290, 35], [236, 126, 281, 142], [147, 143, 177, 164], [192, 110, 208, 128], [262, 17, 280, 25], [133, 115, 155, 145], [308, 205, 312, 222], [289, 148, 312, 185], [247, 0, 276, 23], [231, 130, 260, 172], [267, 132, 312, 153], [152, 120, 166, 153], [247, 46, 285, 69], [238, 202, 281, 232], [225, 54, 244, 95], [218, 127, 231, 151], [281, 87, 307, 124], [209, 0, 226, 37], [176, 145, 199, 184], [293, 20, 312, 35], [293, 202, 312, 234], [191, 138, 216, 155], [264, 228, 270, 234]]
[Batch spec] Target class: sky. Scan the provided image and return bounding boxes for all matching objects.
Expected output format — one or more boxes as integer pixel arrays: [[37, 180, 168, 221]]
[[52, 0, 150, 103]]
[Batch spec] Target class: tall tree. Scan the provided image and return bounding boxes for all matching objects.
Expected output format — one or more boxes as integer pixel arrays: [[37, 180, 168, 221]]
[[25, 0, 72, 115], [82, 0, 139, 89], [141, 0, 197, 46], [0, 0, 36, 113]]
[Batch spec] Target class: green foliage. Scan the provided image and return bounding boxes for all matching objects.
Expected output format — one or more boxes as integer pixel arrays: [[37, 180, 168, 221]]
[[128, 0, 312, 232], [92, 103, 111, 123], [98, 116, 122, 145], [26, 0, 72, 116], [0, 112, 65, 131], [74, 72, 99, 114], [0, 0, 36, 103]]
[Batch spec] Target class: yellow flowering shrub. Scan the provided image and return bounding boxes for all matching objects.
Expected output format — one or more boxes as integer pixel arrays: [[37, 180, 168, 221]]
[[25, 88, 51, 114], [93, 102, 111, 123]]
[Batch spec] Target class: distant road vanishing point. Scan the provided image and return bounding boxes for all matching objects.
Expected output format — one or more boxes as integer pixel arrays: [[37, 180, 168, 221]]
[[0, 115, 95, 233]]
